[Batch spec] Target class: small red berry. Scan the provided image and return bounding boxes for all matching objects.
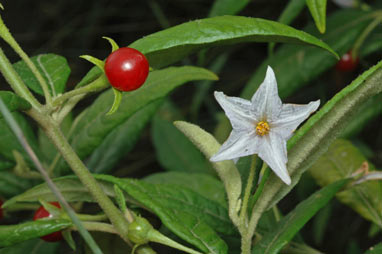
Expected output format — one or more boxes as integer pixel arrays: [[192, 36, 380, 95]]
[[33, 202, 63, 242], [336, 51, 359, 72], [104, 47, 149, 92]]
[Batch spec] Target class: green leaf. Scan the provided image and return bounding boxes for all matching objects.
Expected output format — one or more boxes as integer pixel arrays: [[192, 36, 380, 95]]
[[86, 101, 161, 174], [360, 31, 382, 57], [152, 110, 214, 175], [13, 54, 70, 96], [306, 0, 327, 33], [278, 0, 306, 26], [144, 172, 227, 208], [38, 113, 72, 164], [309, 139, 382, 227], [0, 219, 71, 247], [0, 157, 14, 171], [208, 0, 250, 17], [58, 66, 217, 174], [242, 9, 374, 100], [365, 243, 382, 254], [174, 121, 242, 225], [97, 175, 230, 254], [0, 91, 31, 115], [0, 239, 60, 254], [2, 176, 116, 208], [130, 15, 338, 68], [252, 179, 349, 254], [5, 175, 230, 254], [268, 0, 307, 54], [250, 60, 382, 229], [0, 112, 40, 163], [0, 171, 36, 198], [340, 94, 382, 138]]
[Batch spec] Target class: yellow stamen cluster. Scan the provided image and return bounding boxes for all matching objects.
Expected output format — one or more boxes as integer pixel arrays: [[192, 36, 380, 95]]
[[256, 121, 270, 136]]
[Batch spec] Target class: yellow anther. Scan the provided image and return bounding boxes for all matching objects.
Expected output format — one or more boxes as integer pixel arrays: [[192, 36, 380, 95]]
[[256, 121, 270, 136]]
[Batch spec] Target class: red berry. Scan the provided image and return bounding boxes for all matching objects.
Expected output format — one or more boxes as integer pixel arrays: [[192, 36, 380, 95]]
[[336, 51, 359, 72], [104, 47, 149, 92], [33, 202, 63, 242]]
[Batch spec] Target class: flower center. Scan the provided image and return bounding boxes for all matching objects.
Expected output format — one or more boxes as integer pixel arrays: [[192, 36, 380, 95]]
[[256, 121, 270, 136]]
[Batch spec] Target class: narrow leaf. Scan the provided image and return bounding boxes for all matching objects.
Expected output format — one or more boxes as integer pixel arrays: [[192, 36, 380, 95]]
[[208, 0, 250, 17], [309, 139, 382, 227], [0, 219, 72, 247], [252, 179, 348, 254], [0, 91, 31, 114], [144, 172, 227, 208], [13, 54, 70, 96], [0, 239, 60, 254], [306, 0, 327, 33], [58, 66, 217, 174], [86, 101, 161, 173], [0, 112, 40, 163], [242, 9, 374, 101], [152, 112, 214, 175], [174, 121, 241, 225], [97, 175, 230, 254], [130, 15, 338, 68], [2, 176, 116, 208]]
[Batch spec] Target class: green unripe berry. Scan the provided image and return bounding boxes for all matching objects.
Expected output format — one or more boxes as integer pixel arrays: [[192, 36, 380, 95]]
[[127, 216, 154, 245]]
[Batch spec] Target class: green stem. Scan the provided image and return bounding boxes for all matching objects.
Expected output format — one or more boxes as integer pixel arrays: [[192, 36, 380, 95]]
[[72, 222, 118, 235], [27, 109, 130, 242], [239, 155, 257, 225], [352, 13, 382, 58], [149, 230, 203, 254], [244, 166, 271, 246], [0, 16, 52, 104], [0, 48, 41, 110], [241, 236, 252, 254], [52, 75, 109, 107], [76, 213, 108, 222], [249, 166, 270, 214], [0, 100, 102, 254]]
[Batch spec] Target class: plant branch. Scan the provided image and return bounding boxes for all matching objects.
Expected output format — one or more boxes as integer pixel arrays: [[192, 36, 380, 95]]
[[0, 16, 52, 104], [52, 75, 109, 107], [0, 100, 103, 254], [0, 48, 41, 110], [27, 108, 130, 242]]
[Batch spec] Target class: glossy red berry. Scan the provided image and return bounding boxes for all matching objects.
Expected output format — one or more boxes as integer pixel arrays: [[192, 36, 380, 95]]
[[33, 202, 63, 242], [104, 47, 149, 92], [336, 51, 359, 72]]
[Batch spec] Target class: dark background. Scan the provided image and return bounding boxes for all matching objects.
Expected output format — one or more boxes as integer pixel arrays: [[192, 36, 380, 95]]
[[0, 1, 380, 253]]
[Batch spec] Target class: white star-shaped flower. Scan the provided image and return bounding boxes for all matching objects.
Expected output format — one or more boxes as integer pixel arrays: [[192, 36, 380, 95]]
[[210, 66, 320, 185]]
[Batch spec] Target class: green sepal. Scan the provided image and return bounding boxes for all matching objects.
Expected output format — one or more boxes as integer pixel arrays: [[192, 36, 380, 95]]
[[0, 3, 3, 10], [106, 88, 123, 115], [113, 184, 127, 214], [79, 55, 105, 71], [102, 36, 119, 52], [62, 230, 76, 250], [39, 199, 61, 217], [127, 216, 152, 245]]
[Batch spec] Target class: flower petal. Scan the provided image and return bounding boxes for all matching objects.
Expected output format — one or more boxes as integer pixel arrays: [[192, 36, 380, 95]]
[[258, 132, 291, 185], [210, 130, 260, 162], [272, 100, 320, 139], [251, 66, 282, 120], [214, 91, 256, 130]]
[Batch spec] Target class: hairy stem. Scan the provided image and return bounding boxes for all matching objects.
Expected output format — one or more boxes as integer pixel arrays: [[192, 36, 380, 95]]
[[239, 155, 257, 225], [28, 108, 130, 242], [52, 75, 109, 107], [0, 48, 41, 110], [0, 16, 52, 104]]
